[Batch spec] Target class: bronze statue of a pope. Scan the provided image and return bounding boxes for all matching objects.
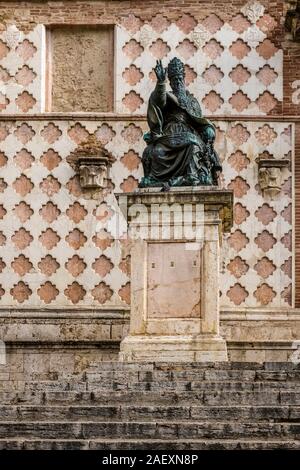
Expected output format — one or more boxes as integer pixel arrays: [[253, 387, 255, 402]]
[[139, 58, 222, 189]]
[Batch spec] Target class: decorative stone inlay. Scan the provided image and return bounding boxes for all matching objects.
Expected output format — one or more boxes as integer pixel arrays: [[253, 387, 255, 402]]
[[92, 230, 113, 251], [254, 257, 276, 278], [227, 124, 250, 146], [120, 14, 142, 34], [176, 13, 197, 34], [15, 65, 36, 86], [14, 123, 35, 144], [40, 176, 61, 196], [202, 65, 224, 86], [227, 283, 249, 305], [15, 91, 36, 112], [227, 256, 249, 278], [150, 14, 170, 34], [39, 229, 60, 250], [229, 91, 251, 112], [228, 176, 250, 198], [11, 228, 33, 250], [203, 39, 224, 59], [92, 255, 114, 278], [38, 282, 59, 304], [0, 152, 7, 167], [123, 39, 143, 59], [122, 91, 143, 112], [41, 123, 62, 144], [176, 39, 197, 60], [191, 25, 210, 48], [227, 230, 249, 252], [10, 281, 32, 303], [254, 283, 276, 305], [230, 14, 251, 33], [64, 282, 86, 304], [241, 1, 265, 23], [11, 255, 33, 276], [121, 150, 141, 171], [202, 14, 224, 34], [40, 149, 61, 171], [120, 176, 139, 193], [122, 65, 144, 86], [68, 123, 89, 145], [12, 175, 33, 197], [92, 282, 113, 304], [16, 39, 36, 60], [38, 255, 59, 276], [14, 149, 34, 170], [255, 203, 276, 225], [118, 282, 130, 305], [14, 202, 33, 223], [39, 202, 60, 223], [65, 229, 87, 250], [256, 91, 278, 113], [66, 202, 87, 223], [256, 39, 278, 59], [0, 39, 9, 59], [230, 65, 251, 86], [255, 230, 276, 252], [256, 65, 278, 86], [230, 39, 251, 59], [228, 151, 250, 172], [202, 91, 224, 112], [65, 255, 86, 277], [234, 203, 250, 225]]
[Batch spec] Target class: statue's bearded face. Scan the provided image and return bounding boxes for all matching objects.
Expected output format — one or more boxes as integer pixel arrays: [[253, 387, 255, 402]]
[[169, 74, 185, 94]]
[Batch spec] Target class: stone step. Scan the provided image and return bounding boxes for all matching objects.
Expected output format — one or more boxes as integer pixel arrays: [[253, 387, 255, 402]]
[[87, 439, 300, 451], [3, 380, 300, 396], [3, 370, 300, 389], [87, 362, 300, 372], [0, 421, 299, 439], [0, 405, 299, 422], [0, 438, 299, 450], [2, 389, 300, 405], [85, 370, 300, 382], [85, 380, 300, 392], [5, 378, 300, 394]]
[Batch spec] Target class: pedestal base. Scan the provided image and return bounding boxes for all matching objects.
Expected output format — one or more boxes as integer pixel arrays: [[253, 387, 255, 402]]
[[119, 335, 228, 362], [117, 188, 233, 363]]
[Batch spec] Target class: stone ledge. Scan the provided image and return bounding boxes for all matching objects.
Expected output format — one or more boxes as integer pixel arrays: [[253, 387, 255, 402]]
[[0, 315, 129, 344], [0, 113, 299, 122], [221, 308, 300, 321]]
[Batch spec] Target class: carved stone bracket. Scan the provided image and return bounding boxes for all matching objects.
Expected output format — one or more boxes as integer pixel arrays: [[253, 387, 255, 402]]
[[68, 135, 114, 195], [257, 158, 290, 198], [285, 0, 300, 41]]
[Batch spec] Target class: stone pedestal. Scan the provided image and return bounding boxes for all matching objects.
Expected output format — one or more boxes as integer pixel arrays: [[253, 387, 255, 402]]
[[117, 187, 233, 362]]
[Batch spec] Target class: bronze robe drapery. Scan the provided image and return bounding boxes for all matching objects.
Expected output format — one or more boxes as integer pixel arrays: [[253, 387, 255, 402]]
[[140, 81, 222, 187]]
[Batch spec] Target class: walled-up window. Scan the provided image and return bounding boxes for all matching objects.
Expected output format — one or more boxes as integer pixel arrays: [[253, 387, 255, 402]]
[[46, 25, 114, 112]]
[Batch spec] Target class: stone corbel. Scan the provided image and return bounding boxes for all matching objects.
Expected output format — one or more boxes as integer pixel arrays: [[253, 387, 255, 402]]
[[285, 0, 300, 41], [257, 158, 290, 198], [68, 135, 114, 195]]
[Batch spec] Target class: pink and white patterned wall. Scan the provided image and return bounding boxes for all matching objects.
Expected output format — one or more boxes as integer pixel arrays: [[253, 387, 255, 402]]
[[0, 1, 294, 310], [0, 118, 293, 309]]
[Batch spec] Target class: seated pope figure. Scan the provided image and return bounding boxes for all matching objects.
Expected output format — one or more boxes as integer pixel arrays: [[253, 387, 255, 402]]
[[139, 57, 222, 188]]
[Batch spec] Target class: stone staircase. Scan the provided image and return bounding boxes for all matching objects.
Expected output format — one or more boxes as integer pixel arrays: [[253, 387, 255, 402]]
[[1, 362, 300, 450]]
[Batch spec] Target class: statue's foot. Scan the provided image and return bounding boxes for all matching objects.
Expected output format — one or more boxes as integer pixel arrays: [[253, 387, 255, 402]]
[[160, 182, 170, 192], [139, 176, 165, 188]]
